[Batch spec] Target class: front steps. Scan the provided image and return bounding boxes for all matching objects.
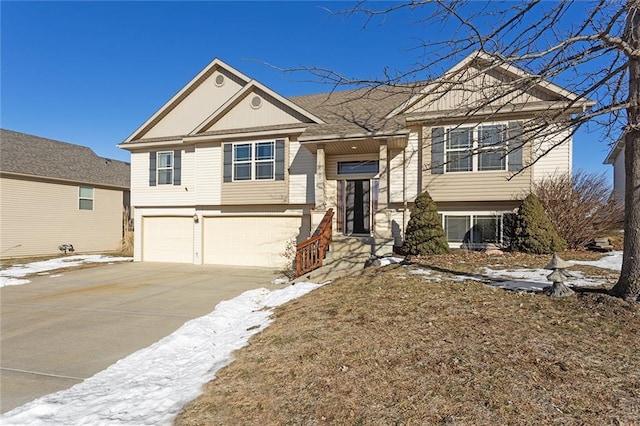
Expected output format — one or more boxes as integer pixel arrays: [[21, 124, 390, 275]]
[[295, 236, 395, 283]]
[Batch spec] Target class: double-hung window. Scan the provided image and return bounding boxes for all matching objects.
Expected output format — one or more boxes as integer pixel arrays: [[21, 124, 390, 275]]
[[232, 141, 275, 181], [442, 214, 505, 247], [157, 151, 173, 185], [446, 128, 473, 172], [79, 186, 94, 210], [433, 122, 520, 174], [478, 124, 507, 171]]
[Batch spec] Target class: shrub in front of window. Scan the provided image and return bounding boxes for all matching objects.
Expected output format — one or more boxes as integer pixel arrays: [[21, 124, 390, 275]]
[[513, 194, 567, 254], [403, 191, 450, 255]]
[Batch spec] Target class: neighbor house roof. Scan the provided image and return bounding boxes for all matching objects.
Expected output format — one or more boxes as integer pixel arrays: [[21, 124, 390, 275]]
[[604, 138, 624, 164], [0, 129, 130, 189]]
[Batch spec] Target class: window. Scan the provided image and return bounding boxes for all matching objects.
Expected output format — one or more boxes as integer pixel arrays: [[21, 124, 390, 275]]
[[442, 124, 509, 173], [442, 214, 505, 247], [337, 161, 379, 175], [157, 151, 173, 185], [232, 141, 275, 181], [478, 125, 507, 171], [444, 216, 470, 243], [79, 186, 94, 210]]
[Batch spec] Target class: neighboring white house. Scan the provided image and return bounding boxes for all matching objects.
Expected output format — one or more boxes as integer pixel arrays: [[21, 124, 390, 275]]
[[119, 52, 592, 268], [604, 138, 625, 206], [0, 129, 130, 258]]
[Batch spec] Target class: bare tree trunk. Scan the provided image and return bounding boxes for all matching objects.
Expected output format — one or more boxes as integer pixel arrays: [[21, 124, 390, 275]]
[[611, 2, 640, 302]]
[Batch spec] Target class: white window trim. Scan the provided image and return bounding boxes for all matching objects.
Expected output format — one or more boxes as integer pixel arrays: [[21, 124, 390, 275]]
[[440, 212, 506, 248], [157, 151, 174, 185], [444, 123, 509, 173], [232, 140, 275, 182], [79, 186, 94, 211]]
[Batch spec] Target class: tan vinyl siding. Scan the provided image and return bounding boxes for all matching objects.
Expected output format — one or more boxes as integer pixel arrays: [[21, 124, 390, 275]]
[[143, 70, 245, 139], [289, 140, 315, 204], [208, 91, 305, 132], [195, 144, 222, 205], [130, 149, 196, 207], [407, 66, 555, 114], [221, 180, 287, 204], [0, 176, 125, 258], [532, 127, 572, 181]]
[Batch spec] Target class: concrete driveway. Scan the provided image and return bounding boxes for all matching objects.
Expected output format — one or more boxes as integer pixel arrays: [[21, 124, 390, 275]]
[[0, 262, 279, 413]]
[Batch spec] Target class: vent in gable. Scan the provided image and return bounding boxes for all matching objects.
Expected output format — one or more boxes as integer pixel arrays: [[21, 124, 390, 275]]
[[215, 74, 225, 87], [251, 95, 262, 109]]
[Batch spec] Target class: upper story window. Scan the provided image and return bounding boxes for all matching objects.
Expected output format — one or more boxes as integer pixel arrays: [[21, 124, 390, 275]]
[[232, 141, 275, 181], [431, 122, 523, 174], [149, 150, 181, 186], [157, 151, 174, 184], [79, 186, 94, 210], [224, 140, 285, 183]]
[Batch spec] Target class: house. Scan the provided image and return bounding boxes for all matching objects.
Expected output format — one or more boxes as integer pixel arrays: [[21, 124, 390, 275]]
[[0, 129, 131, 258], [604, 138, 625, 206], [119, 52, 591, 268]]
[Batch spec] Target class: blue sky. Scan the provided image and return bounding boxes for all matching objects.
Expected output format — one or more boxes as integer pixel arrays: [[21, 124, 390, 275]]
[[1, 1, 614, 179]]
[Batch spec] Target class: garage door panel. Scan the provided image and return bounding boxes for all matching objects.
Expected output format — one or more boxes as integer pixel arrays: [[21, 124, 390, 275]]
[[203, 216, 301, 267], [143, 217, 193, 263]]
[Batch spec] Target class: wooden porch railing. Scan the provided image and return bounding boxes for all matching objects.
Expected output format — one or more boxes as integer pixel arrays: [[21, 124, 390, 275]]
[[295, 208, 334, 277]]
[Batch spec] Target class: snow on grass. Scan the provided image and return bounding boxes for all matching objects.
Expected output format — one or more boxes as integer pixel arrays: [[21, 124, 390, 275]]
[[0, 255, 132, 288], [378, 257, 405, 266], [0, 282, 322, 426], [570, 251, 623, 271], [483, 266, 611, 293]]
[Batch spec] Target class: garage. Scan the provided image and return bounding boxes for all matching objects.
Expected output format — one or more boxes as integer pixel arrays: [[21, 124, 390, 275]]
[[203, 216, 303, 267], [142, 217, 194, 263]]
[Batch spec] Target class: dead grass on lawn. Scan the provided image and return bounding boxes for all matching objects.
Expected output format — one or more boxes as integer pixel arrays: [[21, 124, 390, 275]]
[[176, 254, 639, 425]]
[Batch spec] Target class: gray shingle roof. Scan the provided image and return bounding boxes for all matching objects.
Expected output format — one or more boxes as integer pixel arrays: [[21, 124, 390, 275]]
[[291, 85, 415, 140], [0, 129, 130, 188]]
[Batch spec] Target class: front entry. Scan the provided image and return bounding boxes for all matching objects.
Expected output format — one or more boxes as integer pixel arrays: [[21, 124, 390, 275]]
[[345, 180, 370, 235]]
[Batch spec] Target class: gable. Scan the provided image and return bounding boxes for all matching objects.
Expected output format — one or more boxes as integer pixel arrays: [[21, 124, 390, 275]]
[[394, 51, 590, 118], [139, 67, 248, 140], [197, 87, 315, 134]]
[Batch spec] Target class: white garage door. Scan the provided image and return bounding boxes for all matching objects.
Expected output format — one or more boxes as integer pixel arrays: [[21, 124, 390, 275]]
[[203, 216, 301, 267], [142, 217, 194, 263]]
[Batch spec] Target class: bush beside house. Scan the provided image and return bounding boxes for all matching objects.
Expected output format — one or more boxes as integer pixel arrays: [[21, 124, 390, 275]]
[[513, 194, 567, 254], [403, 191, 450, 255]]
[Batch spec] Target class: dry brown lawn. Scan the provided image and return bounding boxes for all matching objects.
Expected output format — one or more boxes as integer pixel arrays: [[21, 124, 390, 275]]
[[176, 251, 639, 426]]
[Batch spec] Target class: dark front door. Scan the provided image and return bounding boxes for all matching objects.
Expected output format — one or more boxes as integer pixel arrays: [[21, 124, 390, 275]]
[[345, 180, 370, 235]]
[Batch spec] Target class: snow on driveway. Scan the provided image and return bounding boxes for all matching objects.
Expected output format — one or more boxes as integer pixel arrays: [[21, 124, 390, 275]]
[[0, 255, 132, 287], [1, 280, 321, 426]]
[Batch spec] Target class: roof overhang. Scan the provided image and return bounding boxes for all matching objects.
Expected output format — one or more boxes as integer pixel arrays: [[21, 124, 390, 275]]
[[604, 138, 624, 164]]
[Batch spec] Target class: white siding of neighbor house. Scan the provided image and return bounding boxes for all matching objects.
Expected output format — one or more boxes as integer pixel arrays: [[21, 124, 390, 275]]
[[0, 176, 125, 258], [613, 149, 626, 204], [532, 126, 572, 181], [130, 149, 196, 207], [289, 140, 315, 204], [207, 91, 305, 132], [195, 144, 222, 206], [142, 70, 245, 139], [406, 65, 555, 114]]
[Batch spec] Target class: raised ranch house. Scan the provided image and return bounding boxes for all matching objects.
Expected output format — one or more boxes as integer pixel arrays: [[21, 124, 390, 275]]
[[0, 129, 131, 258], [120, 52, 591, 268]]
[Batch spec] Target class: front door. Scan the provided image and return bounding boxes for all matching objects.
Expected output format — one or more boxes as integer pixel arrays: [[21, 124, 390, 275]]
[[345, 180, 370, 235]]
